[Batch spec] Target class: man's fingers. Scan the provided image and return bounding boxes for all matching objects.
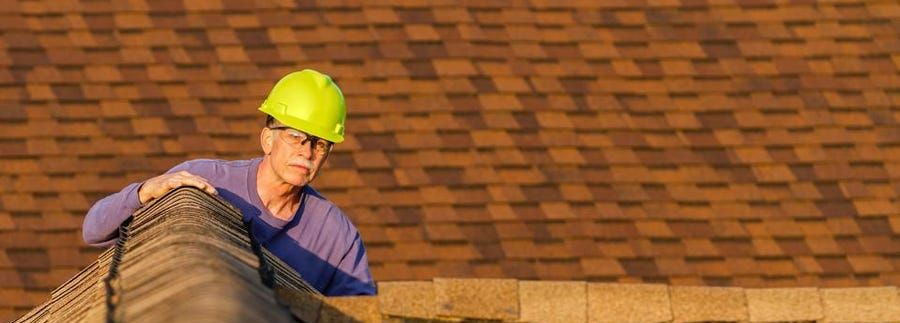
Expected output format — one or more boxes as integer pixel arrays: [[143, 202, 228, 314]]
[[140, 172, 217, 204], [173, 176, 215, 194], [187, 176, 217, 195], [182, 176, 218, 195]]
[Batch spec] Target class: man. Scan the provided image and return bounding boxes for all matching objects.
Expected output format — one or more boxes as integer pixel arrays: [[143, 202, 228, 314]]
[[82, 69, 376, 296]]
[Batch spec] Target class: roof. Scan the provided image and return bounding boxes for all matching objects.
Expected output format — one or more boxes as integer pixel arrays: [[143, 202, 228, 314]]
[[16, 187, 899, 323], [2, 0, 899, 320]]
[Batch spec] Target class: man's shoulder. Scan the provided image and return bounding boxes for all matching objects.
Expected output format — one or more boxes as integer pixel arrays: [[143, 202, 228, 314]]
[[303, 186, 358, 233], [303, 186, 340, 216], [171, 158, 260, 187], [173, 158, 257, 174], [303, 185, 328, 202]]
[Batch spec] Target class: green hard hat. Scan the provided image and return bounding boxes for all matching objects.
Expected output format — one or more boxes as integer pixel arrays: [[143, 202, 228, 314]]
[[259, 69, 346, 143]]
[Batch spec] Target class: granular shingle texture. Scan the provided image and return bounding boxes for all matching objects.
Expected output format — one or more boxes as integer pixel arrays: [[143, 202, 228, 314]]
[[820, 286, 900, 323], [519, 280, 586, 323], [670, 285, 747, 322], [378, 281, 436, 319], [321, 296, 382, 323], [2, 0, 900, 320], [587, 283, 671, 323], [745, 287, 823, 322], [433, 278, 519, 320]]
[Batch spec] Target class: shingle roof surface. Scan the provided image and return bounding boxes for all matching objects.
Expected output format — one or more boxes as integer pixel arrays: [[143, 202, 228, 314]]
[[1, 0, 899, 320]]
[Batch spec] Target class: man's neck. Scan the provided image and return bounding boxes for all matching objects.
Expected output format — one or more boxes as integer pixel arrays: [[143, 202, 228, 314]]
[[257, 156, 302, 221]]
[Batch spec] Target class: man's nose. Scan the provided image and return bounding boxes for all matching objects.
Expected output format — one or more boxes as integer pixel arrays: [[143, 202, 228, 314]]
[[295, 141, 315, 160]]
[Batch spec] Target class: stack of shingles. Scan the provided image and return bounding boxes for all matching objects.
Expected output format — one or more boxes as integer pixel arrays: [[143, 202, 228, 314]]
[[11, 249, 113, 323], [193, 278, 900, 322], [14, 187, 324, 323], [368, 279, 900, 322]]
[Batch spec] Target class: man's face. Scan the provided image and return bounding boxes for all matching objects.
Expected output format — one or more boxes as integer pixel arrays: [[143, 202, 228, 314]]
[[262, 124, 331, 187]]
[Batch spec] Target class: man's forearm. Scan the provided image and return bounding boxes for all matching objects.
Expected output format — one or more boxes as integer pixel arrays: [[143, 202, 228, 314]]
[[82, 182, 143, 247]]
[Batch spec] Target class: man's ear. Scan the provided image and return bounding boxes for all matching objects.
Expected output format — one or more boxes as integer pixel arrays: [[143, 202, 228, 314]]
[[261, 127, 274, 155]]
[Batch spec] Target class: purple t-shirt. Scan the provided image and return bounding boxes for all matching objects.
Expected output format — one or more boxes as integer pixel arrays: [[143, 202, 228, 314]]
[[82, 158, 376, 296]]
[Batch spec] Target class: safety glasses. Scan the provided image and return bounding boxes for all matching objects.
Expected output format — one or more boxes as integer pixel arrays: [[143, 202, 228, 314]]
[[268, 127, 333, 156]]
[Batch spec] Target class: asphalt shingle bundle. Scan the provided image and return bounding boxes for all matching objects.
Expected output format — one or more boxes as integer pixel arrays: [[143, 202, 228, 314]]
[[14, 187, 320, 323], [14, 249, 114, 323]]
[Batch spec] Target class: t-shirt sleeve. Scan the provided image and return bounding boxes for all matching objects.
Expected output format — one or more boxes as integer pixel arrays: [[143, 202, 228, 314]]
[[81, 182, 143, 247], [81, 161, 199, 247], [317, 204, 376, 296], [323, 229, 377, 296]]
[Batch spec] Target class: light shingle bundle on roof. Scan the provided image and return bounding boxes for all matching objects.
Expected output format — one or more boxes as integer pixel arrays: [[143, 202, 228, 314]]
[[377, 279, 899, 322]]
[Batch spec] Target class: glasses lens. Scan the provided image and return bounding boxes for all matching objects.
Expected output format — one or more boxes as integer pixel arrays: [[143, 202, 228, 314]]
[[277, 128, 331, 154], [314, 139, 331, 152], [280, 129, 307, 146]]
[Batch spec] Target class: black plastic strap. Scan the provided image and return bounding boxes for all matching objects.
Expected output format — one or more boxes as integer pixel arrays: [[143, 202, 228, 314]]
[[104, 216, 133, 323], [246, 219, 277, 289], [245, 190, 308, 290]]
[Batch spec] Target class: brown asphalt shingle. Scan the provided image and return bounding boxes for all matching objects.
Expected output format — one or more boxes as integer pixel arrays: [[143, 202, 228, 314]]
[[2, 0, 900, 320]]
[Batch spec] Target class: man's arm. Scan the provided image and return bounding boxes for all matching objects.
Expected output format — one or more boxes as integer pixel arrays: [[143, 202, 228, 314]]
[[82, 163, 218, 247], [81, 182, 144, 247], [323, 231, 377, 296]]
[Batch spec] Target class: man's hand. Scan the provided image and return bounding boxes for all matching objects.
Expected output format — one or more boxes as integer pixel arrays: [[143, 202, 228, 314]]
[[138, 171, 218, 204]]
